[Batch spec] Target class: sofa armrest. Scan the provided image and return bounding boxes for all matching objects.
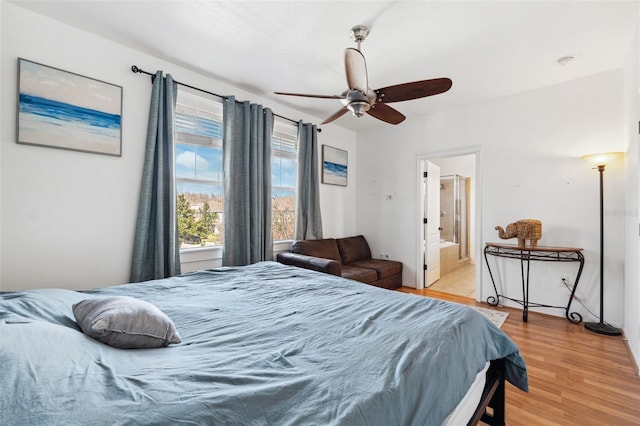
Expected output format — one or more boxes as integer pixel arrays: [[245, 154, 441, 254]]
[[276, 252, 342, 276]]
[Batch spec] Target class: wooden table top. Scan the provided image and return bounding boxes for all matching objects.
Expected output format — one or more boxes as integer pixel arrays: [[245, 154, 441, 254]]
[[485, 242, 583, 252]]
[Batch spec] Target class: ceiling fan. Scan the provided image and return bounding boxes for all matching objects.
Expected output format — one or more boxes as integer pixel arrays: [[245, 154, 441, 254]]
[[274, 25, 452, 125]]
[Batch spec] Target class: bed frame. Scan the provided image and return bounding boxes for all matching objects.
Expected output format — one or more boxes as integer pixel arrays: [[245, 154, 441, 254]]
[[468, 359, 506, 426]]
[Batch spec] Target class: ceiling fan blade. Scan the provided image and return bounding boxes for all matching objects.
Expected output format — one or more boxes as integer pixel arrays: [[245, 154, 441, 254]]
[[274, 91, 343, 99], [375, 78, 452, 103], [345, 48, 368, 93], [366, 103, 406, 125], [322, 107, 349, 125]]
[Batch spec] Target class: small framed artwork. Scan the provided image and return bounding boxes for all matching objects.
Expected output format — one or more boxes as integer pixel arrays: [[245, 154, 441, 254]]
[[322, 144, 348, 186], [17, 58, 123, 156]]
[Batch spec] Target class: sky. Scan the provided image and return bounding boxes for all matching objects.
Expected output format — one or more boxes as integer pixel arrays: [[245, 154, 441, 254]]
[[175, 144, 296, 196]]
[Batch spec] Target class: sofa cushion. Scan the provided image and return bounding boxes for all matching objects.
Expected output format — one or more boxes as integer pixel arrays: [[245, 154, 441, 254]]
[[276, 252, 342, 276], [336, 235, 372, 265], [341, 265, 378, 284], [350, 259, 402, 280], [291, 238, 341, 262], [369, 274, 402, 290]]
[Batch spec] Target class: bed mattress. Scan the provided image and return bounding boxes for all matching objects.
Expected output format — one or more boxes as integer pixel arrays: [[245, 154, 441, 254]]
[[0, 261, 527, 425]]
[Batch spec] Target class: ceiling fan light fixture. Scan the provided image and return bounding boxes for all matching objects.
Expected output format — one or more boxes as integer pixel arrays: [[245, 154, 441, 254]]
[[347, 101, 370, 117], [349, 25, 369, 45]]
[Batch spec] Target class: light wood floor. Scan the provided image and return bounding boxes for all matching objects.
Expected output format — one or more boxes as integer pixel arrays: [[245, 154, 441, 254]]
[[427, 261, 476, 297], [397, 287, 640, 426]]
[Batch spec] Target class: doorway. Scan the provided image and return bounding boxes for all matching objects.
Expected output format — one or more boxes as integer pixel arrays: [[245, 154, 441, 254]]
[[418, 152, 479, 299]]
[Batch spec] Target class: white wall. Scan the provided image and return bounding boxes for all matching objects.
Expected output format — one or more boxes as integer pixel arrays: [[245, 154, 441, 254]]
[[0, 1, 3, 294], [1, 1, 636, 342], [0, 3, 357, 290], [432, 154, 475, 178], [356, 70, 627, 326], [623, 7, 640, 371]]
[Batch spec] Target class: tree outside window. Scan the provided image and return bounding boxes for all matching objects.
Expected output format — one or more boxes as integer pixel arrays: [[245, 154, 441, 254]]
[[175, 89, 298, 249]]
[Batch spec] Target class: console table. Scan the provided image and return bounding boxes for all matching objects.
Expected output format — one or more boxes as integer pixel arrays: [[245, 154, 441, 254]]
[[483, 243, 584, 323]]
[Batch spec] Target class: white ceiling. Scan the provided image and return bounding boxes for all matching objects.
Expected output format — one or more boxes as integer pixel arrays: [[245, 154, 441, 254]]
[[11, 0, 639, 132]]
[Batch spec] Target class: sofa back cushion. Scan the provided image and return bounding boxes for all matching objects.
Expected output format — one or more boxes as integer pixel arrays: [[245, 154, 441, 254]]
[[291, 238, 342, 262], [337, 235, 372, 264]]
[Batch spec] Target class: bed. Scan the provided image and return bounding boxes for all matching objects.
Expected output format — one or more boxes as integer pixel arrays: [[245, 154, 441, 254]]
[[0, 261, 527, 425]]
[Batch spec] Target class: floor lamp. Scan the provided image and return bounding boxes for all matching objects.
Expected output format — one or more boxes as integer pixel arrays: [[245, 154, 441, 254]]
[[581, 152, 623, 336]]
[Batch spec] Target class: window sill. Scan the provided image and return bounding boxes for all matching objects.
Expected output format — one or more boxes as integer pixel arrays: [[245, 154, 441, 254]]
[[180, 245, 223, 264], [180, 245, 222, 254], [180, 240, 294, 265]]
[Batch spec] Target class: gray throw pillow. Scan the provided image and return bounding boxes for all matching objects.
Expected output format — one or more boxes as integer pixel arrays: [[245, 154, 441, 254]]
[[72, 296, 181, 349]]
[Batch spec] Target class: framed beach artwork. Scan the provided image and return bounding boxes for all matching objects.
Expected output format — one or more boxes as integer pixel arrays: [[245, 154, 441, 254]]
[[17, 58, 122, 156], [322, 145, 348, 186]]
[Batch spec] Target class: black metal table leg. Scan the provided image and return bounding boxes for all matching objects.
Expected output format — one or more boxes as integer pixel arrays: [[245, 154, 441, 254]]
[[519, 250, 531, 323], [565, 252, 585, 323], [484, 246, 501, 307], [483, 243, 584, 324]]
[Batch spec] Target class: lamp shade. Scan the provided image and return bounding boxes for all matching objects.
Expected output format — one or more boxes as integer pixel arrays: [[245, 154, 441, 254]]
[[581, 152, 624, 167]]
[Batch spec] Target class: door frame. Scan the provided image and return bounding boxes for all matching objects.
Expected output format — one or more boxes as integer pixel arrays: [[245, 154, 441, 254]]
[[423, 160, 441, 287], [415, 147, 483, 302]]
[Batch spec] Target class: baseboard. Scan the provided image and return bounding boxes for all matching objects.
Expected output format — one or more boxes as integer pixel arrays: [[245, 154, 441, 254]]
[[621, 331, 640, 376]]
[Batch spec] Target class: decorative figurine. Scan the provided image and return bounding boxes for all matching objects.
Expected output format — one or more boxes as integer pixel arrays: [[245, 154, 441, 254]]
[[495, 219, 542, 247]]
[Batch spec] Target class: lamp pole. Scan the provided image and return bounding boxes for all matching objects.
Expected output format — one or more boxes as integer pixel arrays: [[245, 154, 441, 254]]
[[584, 163, 621, 336]]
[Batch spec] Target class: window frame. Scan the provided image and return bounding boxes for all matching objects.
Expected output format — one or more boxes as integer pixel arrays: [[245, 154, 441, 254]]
[[174, 87, 224, 251], [174, 88, 300, 253], [271, 118, 299, 243]]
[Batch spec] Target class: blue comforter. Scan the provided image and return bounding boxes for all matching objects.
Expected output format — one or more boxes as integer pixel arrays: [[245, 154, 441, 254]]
[[0, 261, 527, 425]]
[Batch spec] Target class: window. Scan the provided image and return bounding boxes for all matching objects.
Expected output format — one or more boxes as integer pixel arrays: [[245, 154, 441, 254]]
[[175, 88, 298, 249], [175, 88, 224, 249], [271, 119, 298, 241]]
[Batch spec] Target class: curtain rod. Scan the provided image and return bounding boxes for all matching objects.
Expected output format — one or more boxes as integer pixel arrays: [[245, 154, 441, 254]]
[[130, 65, 320, 132]]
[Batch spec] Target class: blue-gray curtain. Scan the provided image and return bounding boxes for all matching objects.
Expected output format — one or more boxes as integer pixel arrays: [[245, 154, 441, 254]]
[[222, 97, 274, 266], [130, 71, 181, 282], [295, 121, 323, 240]]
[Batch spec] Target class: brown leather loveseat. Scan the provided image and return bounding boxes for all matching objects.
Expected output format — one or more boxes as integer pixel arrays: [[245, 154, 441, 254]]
[[276, 235, 402, 289]]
